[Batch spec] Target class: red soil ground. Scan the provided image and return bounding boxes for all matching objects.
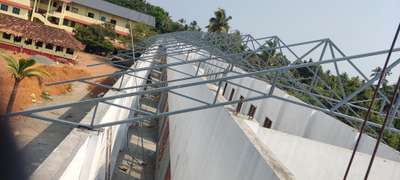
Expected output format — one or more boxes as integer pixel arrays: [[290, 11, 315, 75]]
[[0, 50, 119, 115]]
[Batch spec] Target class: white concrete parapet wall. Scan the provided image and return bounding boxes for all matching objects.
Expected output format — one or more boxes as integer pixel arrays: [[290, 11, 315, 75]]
[[166, 53, 295, 180], [177, 49, 400, 179], [245, 120, 400, 179], [31, 47, 158, 180], [192, 50, 400, 162]]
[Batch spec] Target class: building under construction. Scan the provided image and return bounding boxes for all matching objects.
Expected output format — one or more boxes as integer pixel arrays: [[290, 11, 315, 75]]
[[5, 31, 400, 180]]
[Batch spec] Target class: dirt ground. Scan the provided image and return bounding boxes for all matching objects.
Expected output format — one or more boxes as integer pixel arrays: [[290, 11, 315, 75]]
[[0, 50, 119, 115]]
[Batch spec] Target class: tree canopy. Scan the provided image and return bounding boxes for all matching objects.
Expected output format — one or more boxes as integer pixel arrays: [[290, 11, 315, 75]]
[[74, 24, 117, 55], [2, 56, 50, 113], [206, 8, 232, 33], [105, 0, 190, 33]]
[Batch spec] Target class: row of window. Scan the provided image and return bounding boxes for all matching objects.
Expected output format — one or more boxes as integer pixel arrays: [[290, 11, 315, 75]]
[[62, 19, 76, 27], [65, 5, 129, 28], [94, 12, 118, 25], [1, 3, 131, 29], [222, 83, 273, 129], [0, 4, 21, 15], [1, 33, 74, 55]]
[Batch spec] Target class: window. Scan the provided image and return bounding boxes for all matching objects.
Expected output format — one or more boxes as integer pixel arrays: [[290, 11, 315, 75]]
[[55, 46, 63, 52], [63, 19, 70, 26], [66, 48, 74, 55], [229, 88, 235, 101], [71, 7, 79, 13], [25, 39, 33, 45], [13, 36, 22, 43], [45, 43, 54, 50], [52, 2, 57, 7], [70, 21, 76, 27], [88, 12, 94, 18], [2, 33, 11, 40], [235, 95, 244, 114], [66, 5, 70, 11], [263, 117, 272, 129], [110, 19, 117, 25], [12, 7, 20, 15], [222, 82, 228, 95], [35, 41, 43, 48], [100, 16, 106, 22], [248, 105, 257, 119], [125, 23, 130, 29], [0, 4, 8, 11]]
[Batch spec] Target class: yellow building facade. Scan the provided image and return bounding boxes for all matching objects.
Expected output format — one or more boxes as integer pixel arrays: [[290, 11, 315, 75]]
[[0, 0, 155, 36], [0, 0, 154, 62]]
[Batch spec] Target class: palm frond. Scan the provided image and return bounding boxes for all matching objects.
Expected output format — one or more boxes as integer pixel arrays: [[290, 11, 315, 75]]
[[2, 55, 50, 80], [2, 55, 19, 72], [207, 8, 231, 33], [2, 55, 21, 78], [24, 67, 50, 78], [19, 59, 36, 72], [6, 66, 19, 78]]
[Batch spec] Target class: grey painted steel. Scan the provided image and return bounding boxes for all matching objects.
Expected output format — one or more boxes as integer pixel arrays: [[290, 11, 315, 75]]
[[8, 49, 400, 123], [169, 90, 210, 105], [101, 101, 154, 116], [4, 31, 400, 137]]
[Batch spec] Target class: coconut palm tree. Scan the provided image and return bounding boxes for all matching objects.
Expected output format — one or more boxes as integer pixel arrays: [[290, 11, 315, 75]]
[[189, 21, 201, 31], [371, 66, 392, 85], [2, 56, 49, 113], [206, 8, 232, 33]]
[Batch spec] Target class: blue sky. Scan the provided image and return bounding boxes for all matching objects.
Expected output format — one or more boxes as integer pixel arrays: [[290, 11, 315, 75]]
[[147, 0, 400, 82]]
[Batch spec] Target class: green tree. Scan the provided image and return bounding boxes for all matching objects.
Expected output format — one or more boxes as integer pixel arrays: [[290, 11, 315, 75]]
[[2, 56, 49, 113], [206, 8, 232, 33], [188, 21, 201, 31], [129, 23, 157, 43], [178, 18, 189, 31], [371, 66, 392, 85], [259, 40, 290, 67], [74, 24, 116, 55], [105, 0, 186, 33]]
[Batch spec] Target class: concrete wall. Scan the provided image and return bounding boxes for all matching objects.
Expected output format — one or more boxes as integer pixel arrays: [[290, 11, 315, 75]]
[[169, 49, 400, 179], [196, 52, 400, 162], [247, 121, 400, 180], [166, 54, 295, 180]]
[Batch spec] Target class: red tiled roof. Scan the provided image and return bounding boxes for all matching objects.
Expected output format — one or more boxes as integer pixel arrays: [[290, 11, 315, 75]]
[[115, 30, 129, 36], [0, 13, 84, 50]]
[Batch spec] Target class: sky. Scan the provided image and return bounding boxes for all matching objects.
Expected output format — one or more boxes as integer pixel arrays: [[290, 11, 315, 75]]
[[148, 0, 400, 82]]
